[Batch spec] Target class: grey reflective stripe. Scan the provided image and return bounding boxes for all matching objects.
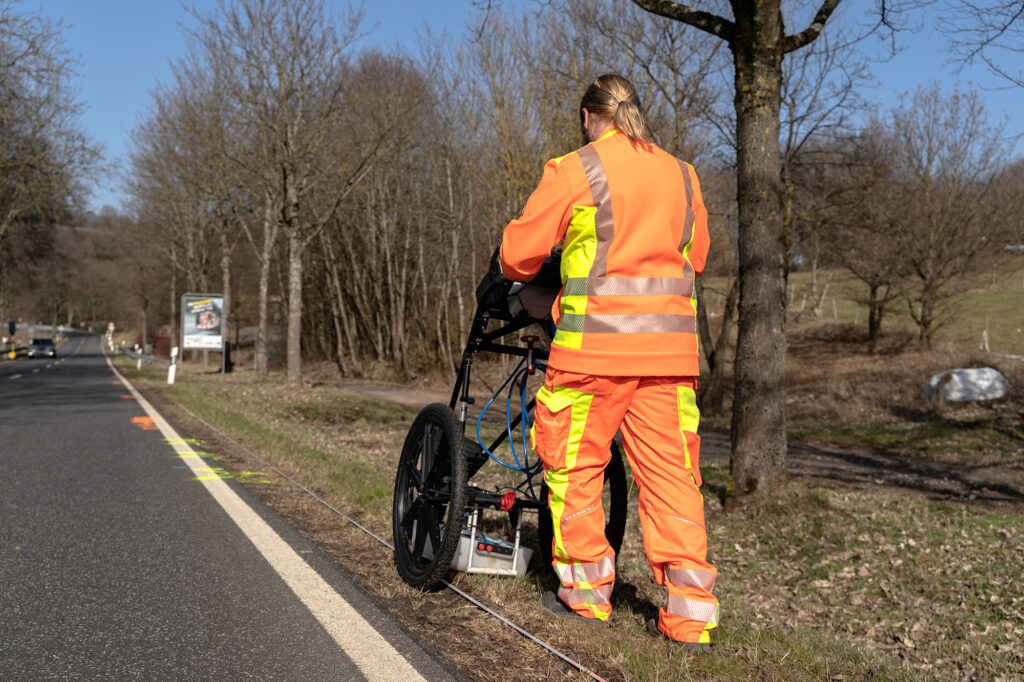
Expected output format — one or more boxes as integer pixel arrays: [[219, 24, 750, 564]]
[[667, 514, 705, 530], [560, 502, 598, 527], [560, 584, 612, 607], [667, 596, 719, 625], [577, 145, 614, 278], [563, 277, 694, 298], [666, 567, 717, 592], [554, 555, 615, 584], [559, 313, 697, 335], [676, 158, 695, 253]]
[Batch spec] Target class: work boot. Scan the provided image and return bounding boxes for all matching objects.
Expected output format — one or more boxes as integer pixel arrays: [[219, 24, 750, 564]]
[[540, 591, 608, 628], [645, 618, 713, 654]]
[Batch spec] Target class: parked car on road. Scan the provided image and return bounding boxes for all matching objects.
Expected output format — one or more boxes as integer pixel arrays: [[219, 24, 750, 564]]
[[28, 338, 56, 358]]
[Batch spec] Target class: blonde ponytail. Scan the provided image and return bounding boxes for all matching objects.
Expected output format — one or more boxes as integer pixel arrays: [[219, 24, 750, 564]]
[[580, 74, 650, 144]]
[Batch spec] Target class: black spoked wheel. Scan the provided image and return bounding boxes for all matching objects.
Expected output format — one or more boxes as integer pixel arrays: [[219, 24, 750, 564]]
[[393, 403, 468, 590], [538, 439, 628, 569]]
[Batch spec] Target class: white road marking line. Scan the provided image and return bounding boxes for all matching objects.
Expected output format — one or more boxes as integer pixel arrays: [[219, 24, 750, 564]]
[[32, 369, 39, 373], [46, 364, 52, 368], [10, 374, 21, 380], [105, 356, 426, 682]]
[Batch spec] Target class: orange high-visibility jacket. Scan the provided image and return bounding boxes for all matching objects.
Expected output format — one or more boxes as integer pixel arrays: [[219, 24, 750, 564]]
[[500, 128, 710, 376]]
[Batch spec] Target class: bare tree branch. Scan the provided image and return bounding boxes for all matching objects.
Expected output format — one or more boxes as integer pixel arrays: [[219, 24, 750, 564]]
[[629, 0, 734, 42], [781, 0, 842, 53]]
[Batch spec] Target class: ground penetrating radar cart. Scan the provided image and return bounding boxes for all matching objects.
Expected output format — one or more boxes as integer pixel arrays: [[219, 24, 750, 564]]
[[392, 251, 628, 589]]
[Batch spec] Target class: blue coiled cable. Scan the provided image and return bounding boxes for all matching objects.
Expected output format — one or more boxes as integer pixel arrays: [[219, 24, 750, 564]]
[[475, 356, 547, 503]]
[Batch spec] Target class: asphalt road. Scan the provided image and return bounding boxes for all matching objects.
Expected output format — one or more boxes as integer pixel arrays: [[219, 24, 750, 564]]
[[0, 333, 455, 681]]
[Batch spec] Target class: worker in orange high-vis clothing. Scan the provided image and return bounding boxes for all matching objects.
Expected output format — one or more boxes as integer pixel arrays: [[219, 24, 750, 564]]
[[500, 74, 717, 653]]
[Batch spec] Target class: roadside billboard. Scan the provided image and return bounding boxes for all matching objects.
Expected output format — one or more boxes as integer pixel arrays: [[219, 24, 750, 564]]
[[181, 294, 224, 350]]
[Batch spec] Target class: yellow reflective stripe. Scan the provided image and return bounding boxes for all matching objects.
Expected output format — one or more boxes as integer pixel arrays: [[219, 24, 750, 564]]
[[563, 388, 592, 471], [550, 151, 573, 166], [536, 385, 574, 412], [577, 145, 613, 278], [562, 206, 597, 280], [554, 556, 615, 584], [559, 584, 612, 620], [676, 386, 700, 472], [677, 159, 696, 256], [551, 329, 583, 349], [546, 467, 571, 561], [559, 295, 588, 318], [595, 127, 620, 142], [560, 585, 612, 607], [556, 557, 615, 621], [544, 386, 593, 562], [677, 160, 700, 318], [677, 386, 700, 433], [557, 204, 597, 351]]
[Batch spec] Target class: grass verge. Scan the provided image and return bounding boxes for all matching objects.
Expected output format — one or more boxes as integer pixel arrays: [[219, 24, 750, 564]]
[[118, 359, 1024, 681]]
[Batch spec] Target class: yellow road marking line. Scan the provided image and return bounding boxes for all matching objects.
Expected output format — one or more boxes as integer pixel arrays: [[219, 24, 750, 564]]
[[106, 356, 425, 681]]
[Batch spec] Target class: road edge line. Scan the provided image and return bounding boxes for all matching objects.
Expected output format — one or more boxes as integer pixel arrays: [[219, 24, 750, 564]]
[[105, 355, 427, 682]]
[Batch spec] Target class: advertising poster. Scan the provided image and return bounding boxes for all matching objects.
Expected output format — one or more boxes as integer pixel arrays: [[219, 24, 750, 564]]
[[181, 294, 224, 350]]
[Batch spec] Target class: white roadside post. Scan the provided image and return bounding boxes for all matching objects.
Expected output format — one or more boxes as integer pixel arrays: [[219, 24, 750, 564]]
[[168, 346, 179, 385]]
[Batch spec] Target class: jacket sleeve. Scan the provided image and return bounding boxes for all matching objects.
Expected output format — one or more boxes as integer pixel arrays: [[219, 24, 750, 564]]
[[500, 159, 573, 281], [687, 166, 710, 278]]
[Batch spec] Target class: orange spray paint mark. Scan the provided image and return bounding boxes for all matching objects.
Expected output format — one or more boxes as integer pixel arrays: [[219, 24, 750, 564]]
[[120, 394, 135, 400], [132, 416, 158, 431]]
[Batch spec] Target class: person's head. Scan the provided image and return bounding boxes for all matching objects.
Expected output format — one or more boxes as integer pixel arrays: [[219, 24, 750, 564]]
[[579, 74, 650, 145]]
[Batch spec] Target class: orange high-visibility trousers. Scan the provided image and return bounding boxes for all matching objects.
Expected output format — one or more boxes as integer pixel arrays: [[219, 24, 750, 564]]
[[531, 368, 718, 643]]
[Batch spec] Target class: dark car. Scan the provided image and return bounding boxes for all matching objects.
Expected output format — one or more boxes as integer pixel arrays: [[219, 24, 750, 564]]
[[27, 337, 56, 358]]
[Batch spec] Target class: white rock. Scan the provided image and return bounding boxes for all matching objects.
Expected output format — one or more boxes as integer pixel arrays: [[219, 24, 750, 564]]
[[922, 367, 1010, 403]]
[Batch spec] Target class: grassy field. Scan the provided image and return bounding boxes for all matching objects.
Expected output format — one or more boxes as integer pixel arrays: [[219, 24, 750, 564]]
[[118, 357, 1024, 681], [700, 260, 1024, 353]]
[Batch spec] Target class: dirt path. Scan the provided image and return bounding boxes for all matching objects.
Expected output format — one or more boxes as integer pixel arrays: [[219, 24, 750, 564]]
[[332, 379, 1024, 506]]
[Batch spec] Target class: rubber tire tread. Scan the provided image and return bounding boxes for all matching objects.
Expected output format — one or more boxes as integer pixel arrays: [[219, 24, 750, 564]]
[[392, 403, 468, 590]]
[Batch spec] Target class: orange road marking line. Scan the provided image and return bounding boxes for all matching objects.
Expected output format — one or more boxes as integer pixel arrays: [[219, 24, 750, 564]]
[[120, 394, 136, 399]]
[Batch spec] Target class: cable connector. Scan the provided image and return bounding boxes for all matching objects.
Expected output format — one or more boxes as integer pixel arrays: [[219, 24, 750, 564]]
[[521, 335, 539, 375]]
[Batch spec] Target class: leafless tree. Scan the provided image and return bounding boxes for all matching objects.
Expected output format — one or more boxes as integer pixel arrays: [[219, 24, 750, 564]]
[[187, 0, 383, 387], [630, 0, 847, 505], [883, 83, 1010, 345], [0, 1, 99, 321], [941, 0, 1024, 87]]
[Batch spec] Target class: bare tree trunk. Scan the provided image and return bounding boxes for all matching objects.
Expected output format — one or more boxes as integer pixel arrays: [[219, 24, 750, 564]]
[[170, 246, 177, 353], [867, 283, 884, 352], [255, 196, 277, 375], [729, 5, 789, 505], [319, 230, 350, 375], [697, 277, 739, 414], [286, 230, 303, 387], [220, 229, 232, 370]]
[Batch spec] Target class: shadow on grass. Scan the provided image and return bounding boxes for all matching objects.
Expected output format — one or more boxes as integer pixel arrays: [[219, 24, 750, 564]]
[[786, 438, 1024, 504], [610, 580, 660, 622], [891, 404, 1024, 443]]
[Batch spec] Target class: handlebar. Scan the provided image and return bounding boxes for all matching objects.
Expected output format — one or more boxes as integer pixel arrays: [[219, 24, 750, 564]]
[[476, 247, 562, 322]]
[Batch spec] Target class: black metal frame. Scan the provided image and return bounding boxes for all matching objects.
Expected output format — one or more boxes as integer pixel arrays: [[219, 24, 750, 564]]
[[446, 264, 560, 516]]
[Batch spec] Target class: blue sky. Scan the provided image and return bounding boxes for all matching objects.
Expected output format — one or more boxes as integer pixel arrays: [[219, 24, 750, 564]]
[[23, 0, 1024, 211]]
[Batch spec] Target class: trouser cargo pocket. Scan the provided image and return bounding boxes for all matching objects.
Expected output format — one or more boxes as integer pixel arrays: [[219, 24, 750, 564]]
[[531, 385, 591, 470]]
